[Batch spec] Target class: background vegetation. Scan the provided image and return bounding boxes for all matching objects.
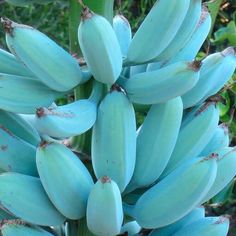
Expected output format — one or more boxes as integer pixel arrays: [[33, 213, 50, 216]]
[[0, 0, 236, 235]]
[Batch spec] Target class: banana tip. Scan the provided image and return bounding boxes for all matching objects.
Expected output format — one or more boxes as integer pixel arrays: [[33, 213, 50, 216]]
[[39, 140, 51, 148], [0, 17, 13, 35], [81, 6, 94, 20], [221, 47, 236, 57], [189, 60, 202, 72], [202, 153, 219, 162], [100, 176, 111, 184]]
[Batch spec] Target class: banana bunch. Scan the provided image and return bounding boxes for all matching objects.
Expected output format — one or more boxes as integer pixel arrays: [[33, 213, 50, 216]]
[[0, 0, 236, 235]]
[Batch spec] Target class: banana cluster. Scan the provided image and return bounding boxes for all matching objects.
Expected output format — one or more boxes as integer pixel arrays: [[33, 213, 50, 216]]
[[0, 0, 236, 235]]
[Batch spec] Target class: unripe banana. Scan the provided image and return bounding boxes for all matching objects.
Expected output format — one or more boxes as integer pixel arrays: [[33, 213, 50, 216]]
[[36, 142, 94, 219], [182, 47, 236, 108], [149, 207, 205, 236], [113, 14, 132, 58], [126, 0, 190, 63], [172, 216, 229, 236], [0, 110, 40, 146], [155, 0, 202, 62], [92, 86, 136, 192], [0, 126, 37, 176], [201, 147, 236, 203], [78, 8, 122, 85], [120, 221, 141, 235], [121, 61, 200, 105], [126, 97, 183, 192], [0, 73, 62, 114], [1, 222, 53, 236], [0, 172, 65, 226], [161, 102, 219, 177], [200, 123, 229, 156], [33, 81, 103, 139], [134, 155, 217, 228], [2, 18, 82, 92], [86, 177, 123, 236]]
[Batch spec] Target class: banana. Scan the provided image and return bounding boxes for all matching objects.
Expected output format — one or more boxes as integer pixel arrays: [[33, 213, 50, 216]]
[[172, 216, 229, 236], [155, 0, 202, 62], [121, 61, 200, 105], [149, 207, 205, 236], [0, 126, 37, 176], [0, 172, 65, 226], [134, 155, 217, 228], [129, 64, 147, 77], [2, 18, 82, 92], [33, 81, 103, 139], [126, 0, 190, 64], [200, 123, 229, 156], [36, 141, 94, 219], [91, 86, 136, 192], [160, 102, 219, 178], [169, 6, 211, 64], [0, 49, 34, 76], [113, 14, 132, 58], [126, 97, 183, 192], [120, 221, 141, 235], [0, 73, 62, 114], [182, 47, 236, 108], [0, 110, 40, 146], [146, 62, 163, 72], [201, 147, 236, 203], [86, 177, 123, 236], [78, 7, 122, 85], [1, 222, 53, 236]]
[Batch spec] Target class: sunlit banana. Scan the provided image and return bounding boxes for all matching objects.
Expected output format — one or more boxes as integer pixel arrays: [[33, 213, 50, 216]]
[[2, 18, 82, 92], [155, 0, 202, 62], [36, 141, 94, 219], [200, 123, 229, 156], [0, 126, 37, 176], [33, 81, 103, 138], [126, 0, 190, 64], [121, 61, 200, 105], [201, 147, 236, 203], [86, 177, 123, 236], [113, 14, 132, 58], [78, 8, 122, 85], [134, 155, 217, 228], [0, 172, 65, 226], [172, 216, 229, 236], [0, 73, 62, 114], [160, 102, 219, 177], [126, 97, 183, 192], [0, 110, 40, 146], [92, 86, 136, 192], [149, 207, 205, 236], [182, 47, 236, 108], [1, 222, 53, 236]]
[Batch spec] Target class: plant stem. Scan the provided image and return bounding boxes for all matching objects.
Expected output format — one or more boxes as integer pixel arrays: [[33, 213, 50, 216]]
[[66, 220, 79, 236]]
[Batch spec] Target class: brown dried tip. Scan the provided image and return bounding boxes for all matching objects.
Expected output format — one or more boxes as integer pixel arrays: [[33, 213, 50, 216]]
[[201, 152, 219, 162], [0, 219, 26, 228], [110, 84, 126, 93], [39, 140, 51, 148], [214, 216, 229, 224], [0, 17, 13, 35], [188, 60, 202, 72], [221, 47, 236, 57], [81, 6, 94, 20], [101, 176, 111, 184], [36, 107, 46, 118]]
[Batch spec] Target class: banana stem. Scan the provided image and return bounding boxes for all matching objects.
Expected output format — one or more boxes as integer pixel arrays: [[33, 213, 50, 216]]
[[66, 220, 79, 236], [88, 80, 104, 104], [77, 218, 96, 236]]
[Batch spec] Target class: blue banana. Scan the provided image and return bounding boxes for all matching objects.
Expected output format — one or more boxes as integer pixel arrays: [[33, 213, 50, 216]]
[[0, 172, 65, 226], [121, 61, 200, 105], [2, 18, 82, 92], [0, 126, 37, 176], [33, 81, 103, 139], [92, 86, 136, 192], [86, 177, 123, 236], [36, 141, 94, 219], [133, 155, 217, 228], [78, 8, 122, 85]]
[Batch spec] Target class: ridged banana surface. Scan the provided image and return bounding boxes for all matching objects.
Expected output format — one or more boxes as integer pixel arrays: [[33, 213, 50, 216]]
[[126, 0, 190, 63], [0, 126, 37, 176], [3, 18, 82, 91], [134, 156, 217, 228], [36, 142, 94, 219], [78, 8, 122, 85], [86, 177, 123, 236], [92, 88, 136, 192], [0, 172, 65, 226], [121, 61, 200, 105], [172, 217, 229, 236], [0, 73, 62, 114]]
